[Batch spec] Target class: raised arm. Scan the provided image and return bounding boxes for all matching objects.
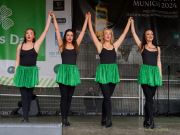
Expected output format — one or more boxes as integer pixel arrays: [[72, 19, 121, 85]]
[[130, 18, 142, 49], [113, 17, 131, 50], [87, 12, 102, 53], [15, 44, 22, 71], [34, 12, 52, 53], [157, 46, 162, 77], [76, 13, 88, 46], [51, 12, 63, 51]]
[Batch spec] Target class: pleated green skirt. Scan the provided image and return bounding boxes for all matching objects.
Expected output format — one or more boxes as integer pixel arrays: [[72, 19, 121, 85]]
[[138, 64, 162, 86], [13, 66, 39, 88], [56, 64, 81, 86], [95, 64, 120, 84]]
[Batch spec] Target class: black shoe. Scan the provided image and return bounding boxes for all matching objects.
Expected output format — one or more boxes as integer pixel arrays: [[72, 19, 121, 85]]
[[101, 119, 106, 126], [65, 119, 70, 126], [21, 118, 29, 123], [105, 120, 112, 128], [149, 120, 155, 129], [62, 118, 70, 127], [143, 120, 150, 128]]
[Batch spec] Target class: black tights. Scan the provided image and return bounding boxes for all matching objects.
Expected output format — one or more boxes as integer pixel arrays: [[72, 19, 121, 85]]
[[59, 83, 75, 119], [99, 83, 116, 121], [20, 87, 34, 120], [142, 84, 156, 122]]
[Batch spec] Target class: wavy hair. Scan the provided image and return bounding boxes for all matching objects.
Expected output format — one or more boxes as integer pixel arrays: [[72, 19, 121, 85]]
[[141, 29, 157, 51], [22, 28, 36, 44], [62, 29, 78, 52], [100, 28, 114, 45]]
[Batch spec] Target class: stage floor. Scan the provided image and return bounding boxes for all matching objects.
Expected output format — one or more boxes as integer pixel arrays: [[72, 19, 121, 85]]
[[0, 116, 180, 135]]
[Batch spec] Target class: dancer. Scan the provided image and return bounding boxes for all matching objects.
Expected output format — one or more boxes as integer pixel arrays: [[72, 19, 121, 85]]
[[131, 18, 162, 129], [51, 12, 88, 126], [88, 12, 131, 128], [14, 12, 52, 122]]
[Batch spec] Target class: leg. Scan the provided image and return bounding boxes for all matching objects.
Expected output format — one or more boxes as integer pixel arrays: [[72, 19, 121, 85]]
[[20, 87, 28, 121], [26, 88, 34, 117], [142, 85, 157, 129], [20, 87, 33, 122], [99, 83, 115, 128], [99, 83, 106, 126], [148, 86, 157, 129], [101, 96, 106, 125], [109, 83, 116, 96], [100, 83, 116, 126], [59, 83, 69, 126], [65, 85, 75, 125], [107, 83, 116, 126], [106, 83, 116, 117], [142, 85, 150, 128]]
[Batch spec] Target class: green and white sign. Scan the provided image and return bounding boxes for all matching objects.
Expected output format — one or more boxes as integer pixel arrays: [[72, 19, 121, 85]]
[[0, 0, 45, 60], [0, 0, 72, 87]]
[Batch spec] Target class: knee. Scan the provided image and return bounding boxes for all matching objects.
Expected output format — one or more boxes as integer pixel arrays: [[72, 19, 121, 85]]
[[103, 96, 111, 102], [61, 95, 68, 101]]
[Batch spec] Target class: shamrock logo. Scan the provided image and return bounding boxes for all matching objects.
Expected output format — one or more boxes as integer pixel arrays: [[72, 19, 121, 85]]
[[0, 5, 14, 30]]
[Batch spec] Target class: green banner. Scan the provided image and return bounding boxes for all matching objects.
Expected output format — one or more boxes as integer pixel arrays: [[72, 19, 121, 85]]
[[0, 0, 45, 60]]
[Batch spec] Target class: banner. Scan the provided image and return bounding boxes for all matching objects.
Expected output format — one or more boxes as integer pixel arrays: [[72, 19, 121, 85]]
[[0, 0, 72, 87], [0, 0, 179, 87], [73, 0, 180, 78], [0, 0, 45, 60]]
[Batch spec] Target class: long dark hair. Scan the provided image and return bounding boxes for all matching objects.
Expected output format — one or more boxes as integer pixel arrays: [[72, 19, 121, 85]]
[[141, 29, 157, 51], [62, 29, 78, 52], [22, 28, 36, 44]]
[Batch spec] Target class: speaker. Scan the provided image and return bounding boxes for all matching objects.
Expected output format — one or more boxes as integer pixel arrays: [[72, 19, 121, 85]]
[[18, 97, 40, 116], [0, 123, 62, 135]]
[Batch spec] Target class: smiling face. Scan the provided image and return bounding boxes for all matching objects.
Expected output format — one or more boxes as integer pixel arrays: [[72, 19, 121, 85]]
[[101, 28, 114, 44], [25, 29, 35, 42], [144, 30, 154, 43], [65, 31, 74, 43], [62, 29, 78, 51], [103, 29, 112, 42]]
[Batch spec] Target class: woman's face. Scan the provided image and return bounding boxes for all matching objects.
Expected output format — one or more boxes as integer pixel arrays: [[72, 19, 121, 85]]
[[66, 31, 73, 43], [103, 29, 112, 42], [25, 29, 35, 42], [145, 30, 154, 42]]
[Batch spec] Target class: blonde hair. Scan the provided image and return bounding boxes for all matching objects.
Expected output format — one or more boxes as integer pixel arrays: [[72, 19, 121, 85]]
[[100, 28, 114, 45]]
